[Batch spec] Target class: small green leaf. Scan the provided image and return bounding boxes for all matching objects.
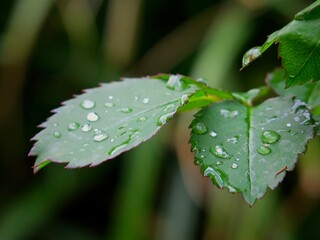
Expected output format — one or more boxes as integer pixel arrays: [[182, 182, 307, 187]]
[[190, 97, 315, 205], [30, 76, 199, 172], [242, 1, 320, 86], [266, 68, 320, 109]]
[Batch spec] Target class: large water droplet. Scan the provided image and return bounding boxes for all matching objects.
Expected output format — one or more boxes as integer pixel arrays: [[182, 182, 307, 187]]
[[81, 123, 92, 132], [220, 109, 239, 118], [209, 131, 217, 138], [231, 163, 239, 169], [242, 46, 262, 67], [261, 130, 281, 144], [117, 107, 133, 113], [258, 146, 271, 155], [142, 98, 149, 104], [203, 167, 224, 188], [104, 102, 115, 107], [157, 112, 174, 126], [93, 130, 108, 142], [87, 112, 99, 122], [210, 145, 230, 159], [180, 94, 189, 105], [53, 131, 61, 138], [81, 99, 95, 109], [68, 122, 80, 131]]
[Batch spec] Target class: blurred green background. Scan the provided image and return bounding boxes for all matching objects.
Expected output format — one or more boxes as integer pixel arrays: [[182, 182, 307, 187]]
[[1, 0, 320, 239]]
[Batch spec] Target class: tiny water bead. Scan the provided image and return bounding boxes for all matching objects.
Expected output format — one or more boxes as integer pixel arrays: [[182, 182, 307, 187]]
[[163, 104, 175, 112], [117, 107, 133, 113], [261, 130, 281, 144], [137, 116, 147, 122], [68, 122, 80, 131], [258, 146, 271, 155], [53, 123, 58, 127], [108, 96, 114, 100], [220, 109, 239, 118], [142, 98, 149, 104], [227, 137, 238, 144], [209, 131, 217, 138], [286, 123, 292, 127], [93, 130, 109, 142], [157, 112, 174, 126], [53, 131, 61, 138], [242, 46, 262, 67], [104, 102, 115, 107], [231, 163, 239, 169], [81, 123, 92, 132], [87, 112, 99, 122], [192, 122, 208, 135], [210, 145, 230, 159], [80, 99, 95, 109]]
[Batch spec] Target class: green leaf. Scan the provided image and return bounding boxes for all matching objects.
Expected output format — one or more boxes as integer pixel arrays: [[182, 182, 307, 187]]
[[266, 68, 320, 110], [190, 97, 315, 205], [30, 75, 199, 172], [242, 1, 320, 86]]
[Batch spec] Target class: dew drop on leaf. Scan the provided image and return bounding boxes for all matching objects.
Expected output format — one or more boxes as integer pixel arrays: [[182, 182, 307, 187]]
[[163, 104, 175, 112], [261, 130, 281, 144], [142, 98, 149, 104], [209, 131, 217, 138], [93, 129, 108, 142], [231, 163, 239, 169], [108, 96, 114, 100], [258, 146, 271, 155], [210, 145, 230, 159], [53, 131, 61, 138], [196, 77, 208, 86], [81, 123, 92, 132], [87, 112, 99, 122], [157, 112, 174, 126], [286, 123, 292, 127], [68, 122, 80, 131], [220, 109, 239, 118], [80, 99, 95, 109], [180, 94, 189, 105], [104, 102, 115, 107], [192, 122, 208, 135], [53, 123, 58, 127], [242, 46, 262, 67], [137, 116, 147, 122], [203, 167, 224, 188]]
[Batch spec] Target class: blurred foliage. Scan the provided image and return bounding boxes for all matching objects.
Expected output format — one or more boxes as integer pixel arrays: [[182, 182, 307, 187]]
[[0, 0, 319, 240]]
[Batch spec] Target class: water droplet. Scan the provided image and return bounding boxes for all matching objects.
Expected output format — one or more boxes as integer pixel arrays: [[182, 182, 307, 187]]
[[261, 130, 281, 144], [192, 122, 208, 134], [242, 46, 262, 67], [53, 123, 58, 127], [216, 161, 222, 165], [227, 137, 238, 144], [142, 98, 149, 104], [87, 112, 99, 122], [53, 131, 61, 138], [108, 96, 114, 100], [220, 109, 239, 118], [203, 167, 224, 188], [294, 116, 300, 122], [93, 130, 108, 142], [134, 96, 139, 101], [166, 75, 187, 91], [235, 158, 240, 162], [227, 185, 238, 193], [81, 99, 95, 109], [157, 112, 174, 126], [117, 107, 133, 113], [137, 116, 147, 122], [209, 131, 217, 138], [83, 143, 89, 147], [110, 138, 114, 142], [210, 145, 230, 159], [104, 102, 115, 107], [196, 77, 208, 86], [286, 123, 292, 127], [231, 163, 238, 169], [68, 122, 80, 131], [180, 94, 189, 105], [258, 146, 271, 155], [81, 123, 92, 132]]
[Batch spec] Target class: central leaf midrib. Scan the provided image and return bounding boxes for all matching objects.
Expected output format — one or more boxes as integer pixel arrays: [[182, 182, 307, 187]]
[[247, 106, 254, 195]]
